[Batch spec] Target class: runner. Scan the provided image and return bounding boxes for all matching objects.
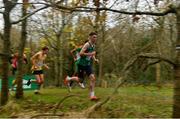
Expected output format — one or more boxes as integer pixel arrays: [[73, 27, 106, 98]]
[[10, 52, 28, 75], [78, 32, 99, 100], [27, 46, 49, 94], [10, 52, 28, 90], [68, 41, 88, 90]]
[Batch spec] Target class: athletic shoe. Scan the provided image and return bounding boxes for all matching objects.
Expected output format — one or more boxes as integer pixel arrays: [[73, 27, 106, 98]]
[[90, 96, 98, 101], [9, 88, 14, 91], [79, 82, 85, 89], [26, 79, 31, 86], [34, 90, 40, 94]]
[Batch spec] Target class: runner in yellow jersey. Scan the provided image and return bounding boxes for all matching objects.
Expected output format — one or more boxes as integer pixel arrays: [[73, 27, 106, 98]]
[[27, 46, 49, 94]]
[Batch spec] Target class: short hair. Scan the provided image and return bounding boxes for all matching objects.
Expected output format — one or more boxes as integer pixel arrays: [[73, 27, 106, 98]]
[[42, 46, 49, 51], [89, 32, 97, 36]]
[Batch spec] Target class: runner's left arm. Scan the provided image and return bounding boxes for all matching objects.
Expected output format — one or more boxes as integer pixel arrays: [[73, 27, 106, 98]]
[[70, 48, 77, 61], [93, 55, 99, 63]]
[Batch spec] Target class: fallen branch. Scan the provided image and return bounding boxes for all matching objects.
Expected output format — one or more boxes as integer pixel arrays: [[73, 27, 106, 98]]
[[123, 53, 175, 72], [84, 96, 111, 117], [31, 113, 64, 118], [138, 53, 175, 66], [53, 94, 79, 114], [85, 52, 175, 117], [142, 60, 161, 71]]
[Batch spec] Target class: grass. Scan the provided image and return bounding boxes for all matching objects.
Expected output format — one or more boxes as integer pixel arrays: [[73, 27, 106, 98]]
[[0, 85, 173, 118]]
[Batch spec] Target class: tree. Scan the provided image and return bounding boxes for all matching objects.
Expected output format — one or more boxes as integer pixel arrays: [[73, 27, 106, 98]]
[[15, 0, 28, 99], [0, 0, 17, 106]]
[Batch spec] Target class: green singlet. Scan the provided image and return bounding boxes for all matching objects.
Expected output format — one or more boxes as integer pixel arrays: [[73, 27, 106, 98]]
[[78, 42, 95, 66]]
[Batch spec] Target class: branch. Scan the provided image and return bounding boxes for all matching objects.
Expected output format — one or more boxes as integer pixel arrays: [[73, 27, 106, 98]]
[[109, 0, 119, 9], [11, 5, 49, 24], [123, 53, 175, 72], [53, 94, 79, 115], [142, 60, 161, 71], [138, 53, 175, 66], [9, 1, 177, 25], [54, 5, 176, 16], [31, 113, 64, 118], [85, 96, 111, 117]]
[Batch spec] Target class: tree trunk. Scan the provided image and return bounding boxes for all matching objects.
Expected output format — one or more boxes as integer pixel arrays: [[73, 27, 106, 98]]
[[99, 23, 105, 87], [173, 7, 180, 118], [55, 52, 61, 87], [156, 63, 161, 88], [55, 32, 62, 87], [15, 1, 28, 99], [59, 38, 64, 87], [54, 58, 58, 86], [1, 1, 12, 105]]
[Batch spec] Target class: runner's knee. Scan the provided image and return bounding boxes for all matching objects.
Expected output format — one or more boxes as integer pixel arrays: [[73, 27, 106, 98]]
[[90, 74, 95, 81]]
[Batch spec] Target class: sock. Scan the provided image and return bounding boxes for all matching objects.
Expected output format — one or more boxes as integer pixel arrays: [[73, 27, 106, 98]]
[[90, 91, 95, 97]]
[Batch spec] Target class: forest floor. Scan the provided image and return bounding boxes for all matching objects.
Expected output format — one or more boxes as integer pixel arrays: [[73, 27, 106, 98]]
[[0, 84, 173, 118]]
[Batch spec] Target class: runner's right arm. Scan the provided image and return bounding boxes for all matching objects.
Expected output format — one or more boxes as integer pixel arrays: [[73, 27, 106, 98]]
[[80, 43, 95, 56]]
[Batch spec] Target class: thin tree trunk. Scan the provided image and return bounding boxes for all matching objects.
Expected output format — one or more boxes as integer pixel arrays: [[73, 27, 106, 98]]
[[1, 1, 12, 105], [99, 23, 105, 87], [55, 33, 62, 87], [15, 1, 28, 98], [54, 58, 58, 86], [156, 63, 161, 88], [154, 16, 165, 87], [56, 53, 61, 87], [59, 38, 63, 87]]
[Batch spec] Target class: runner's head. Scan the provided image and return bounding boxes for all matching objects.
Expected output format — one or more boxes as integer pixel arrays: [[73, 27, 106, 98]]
[[89, 32, 97, 44], [42, 46, 49, 54]]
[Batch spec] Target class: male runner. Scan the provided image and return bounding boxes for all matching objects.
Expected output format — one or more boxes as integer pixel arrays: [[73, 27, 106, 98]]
[[78, 32, 99, 100], [27, 46, 49, 94]]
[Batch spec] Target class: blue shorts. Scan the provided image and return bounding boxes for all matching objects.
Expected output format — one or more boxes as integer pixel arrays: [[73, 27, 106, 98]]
[[78, 64, 93, 80]]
